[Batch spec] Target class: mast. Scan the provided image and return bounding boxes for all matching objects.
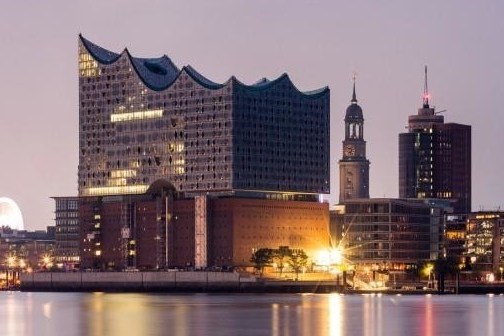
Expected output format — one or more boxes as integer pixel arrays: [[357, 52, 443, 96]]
[[423, 65, 430, 108]]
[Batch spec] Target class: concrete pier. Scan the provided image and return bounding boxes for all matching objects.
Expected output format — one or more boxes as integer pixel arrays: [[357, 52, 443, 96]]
[[20, 271, 345, 293]]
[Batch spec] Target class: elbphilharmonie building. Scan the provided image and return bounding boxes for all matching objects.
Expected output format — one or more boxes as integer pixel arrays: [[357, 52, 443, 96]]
[[78, 35, 330, 200], [65, 36, 332, 270]]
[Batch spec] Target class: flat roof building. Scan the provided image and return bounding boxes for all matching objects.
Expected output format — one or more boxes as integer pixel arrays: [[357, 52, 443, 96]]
[[79, 188, 329, 271], [52, 197, 80, 268], [338, 198, 445, 270], [399, 67, 471, 213], [465, 212, 504, 275]]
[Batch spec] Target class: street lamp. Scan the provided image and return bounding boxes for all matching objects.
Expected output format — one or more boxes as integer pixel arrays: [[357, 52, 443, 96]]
[[424, 264, 434, 289], [5, 256, 17, 289]]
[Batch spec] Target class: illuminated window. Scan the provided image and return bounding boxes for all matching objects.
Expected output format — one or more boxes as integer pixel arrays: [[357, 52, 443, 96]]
[[79, 52, 100, 77], [110, 109, 163, 122], [83, 185, 149, 196]]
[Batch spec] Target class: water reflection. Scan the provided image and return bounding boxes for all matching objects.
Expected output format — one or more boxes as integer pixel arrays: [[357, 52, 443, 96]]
[[2, 292, 504, 336], [328, 294, 343, 336], [423, 294, 433, 336]]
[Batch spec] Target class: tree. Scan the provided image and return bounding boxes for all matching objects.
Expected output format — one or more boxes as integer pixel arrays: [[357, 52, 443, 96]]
[[273, 246, 290, 276], [434, 256, 460, 293], [287, 249, 309, 280], [250, 248, 274, 276]]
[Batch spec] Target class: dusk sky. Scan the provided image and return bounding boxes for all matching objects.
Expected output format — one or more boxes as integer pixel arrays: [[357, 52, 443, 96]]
[[1, 1, 503, 230]]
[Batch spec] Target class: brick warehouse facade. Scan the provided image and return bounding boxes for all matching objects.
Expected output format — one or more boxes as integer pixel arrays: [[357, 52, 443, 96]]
[[80, 187, 329, 270]]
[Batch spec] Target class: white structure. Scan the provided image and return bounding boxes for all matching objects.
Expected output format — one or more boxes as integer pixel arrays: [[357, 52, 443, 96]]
[[0, 197, 24, 230]]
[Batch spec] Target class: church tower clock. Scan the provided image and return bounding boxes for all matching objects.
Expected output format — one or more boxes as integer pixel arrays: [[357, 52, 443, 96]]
[[339, 77, 370, 203]]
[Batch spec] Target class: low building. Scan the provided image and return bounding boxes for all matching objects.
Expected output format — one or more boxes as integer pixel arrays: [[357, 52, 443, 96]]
[[444, 213, 468, 264], [336, 198, 446, 272], [465, 211, 504, 275], [52, 197, 80, 269], [79, 183, 330, 270], [0, 227, 55, 271]]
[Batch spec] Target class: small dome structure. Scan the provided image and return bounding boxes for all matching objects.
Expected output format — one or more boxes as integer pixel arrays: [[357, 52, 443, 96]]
[[345, 103, 363, 120], [0, 197, 24, 230], [345, 79, 363, 121]]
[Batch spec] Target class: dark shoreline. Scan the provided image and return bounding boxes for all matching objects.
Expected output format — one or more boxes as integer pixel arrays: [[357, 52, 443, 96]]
[[18, 271, 504, 295]]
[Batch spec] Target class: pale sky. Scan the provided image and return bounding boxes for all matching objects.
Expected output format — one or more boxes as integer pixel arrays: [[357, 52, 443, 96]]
[[1, 1, 503, 230]]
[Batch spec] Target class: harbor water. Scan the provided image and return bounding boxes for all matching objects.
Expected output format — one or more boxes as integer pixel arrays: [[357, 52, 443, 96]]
[[1, 292, 503, 336]]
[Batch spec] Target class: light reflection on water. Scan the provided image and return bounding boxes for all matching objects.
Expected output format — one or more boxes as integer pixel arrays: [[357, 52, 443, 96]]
[[1, 292, 504, 336]]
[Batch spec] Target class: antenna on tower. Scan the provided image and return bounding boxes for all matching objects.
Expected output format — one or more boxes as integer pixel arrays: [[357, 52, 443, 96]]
[[423, 65, 429, 108]]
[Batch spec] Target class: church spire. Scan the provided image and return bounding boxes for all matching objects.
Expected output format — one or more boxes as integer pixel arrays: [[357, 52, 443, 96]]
[[351, 72, 357, 103], [423, 65, 429, 108], [339, 72, 370, 203]]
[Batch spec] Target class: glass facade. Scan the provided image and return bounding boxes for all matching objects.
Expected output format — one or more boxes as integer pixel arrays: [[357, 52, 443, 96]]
[[78, 36, 330, 199], [341, 199, 435, 266], [399, 108, 471, 213], [465, 212, 504, 273]]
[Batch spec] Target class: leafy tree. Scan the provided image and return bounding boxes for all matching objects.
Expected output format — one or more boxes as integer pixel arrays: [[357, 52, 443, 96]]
[[409, 260, 428, 280], [273, 246, 290, 276], [287, 249, 309, 280], [250, 248, 274, 276], [434, 256, 460, 293], [434, 256, 460, 277]]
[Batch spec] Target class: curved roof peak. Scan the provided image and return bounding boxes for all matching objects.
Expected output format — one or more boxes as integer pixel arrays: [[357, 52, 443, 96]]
[[233, 72, 328, 98], [79, 35, 329, 97], [79, 34, 121, 64], [125, 49, 179, 91], [253, 77, 271, 87], [183, 65, 226, 89]]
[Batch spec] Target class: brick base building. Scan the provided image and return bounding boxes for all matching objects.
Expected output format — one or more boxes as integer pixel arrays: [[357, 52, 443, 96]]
[[80, 183, 329, 270]]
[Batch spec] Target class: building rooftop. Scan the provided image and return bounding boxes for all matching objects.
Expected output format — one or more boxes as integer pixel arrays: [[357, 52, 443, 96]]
[[79, 34, 329, 97]]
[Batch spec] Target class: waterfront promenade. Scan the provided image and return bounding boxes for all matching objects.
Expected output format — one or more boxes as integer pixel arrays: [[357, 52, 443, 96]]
[[19, 271, 345, 293], [17, 271, 504, 294]]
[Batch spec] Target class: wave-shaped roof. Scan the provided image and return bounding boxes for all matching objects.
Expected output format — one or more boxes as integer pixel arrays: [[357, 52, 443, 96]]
[[80, 36, 121, 64], [79, 35, 329, 97], [184, 65, 225, 89], [127, 52, 179, 91]]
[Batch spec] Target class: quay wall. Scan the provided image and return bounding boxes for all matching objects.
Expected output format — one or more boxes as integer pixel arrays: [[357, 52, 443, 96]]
[[19, 272, 342, 293]]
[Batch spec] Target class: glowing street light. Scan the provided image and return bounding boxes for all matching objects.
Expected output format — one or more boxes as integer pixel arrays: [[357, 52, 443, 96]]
[[488, 273, 495, 283], [6, 256, 16, 268], [18, 259, 26, 269], [317, 247, 344, 267], [330, 248, 344, 265], [423, 264, 435, 289]]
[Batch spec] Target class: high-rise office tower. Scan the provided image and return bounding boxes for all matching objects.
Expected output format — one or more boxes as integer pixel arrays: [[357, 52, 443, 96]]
[[339, 77, 370, 203], [78, 35, 330, 200], [399, 67, 471, 213]]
